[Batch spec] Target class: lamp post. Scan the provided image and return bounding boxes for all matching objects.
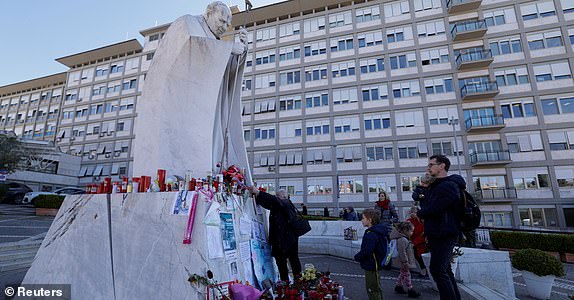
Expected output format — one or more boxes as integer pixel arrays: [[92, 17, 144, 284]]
[[449, 116, 462, 175]]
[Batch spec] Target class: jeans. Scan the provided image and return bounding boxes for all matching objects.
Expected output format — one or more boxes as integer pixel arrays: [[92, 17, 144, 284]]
[[428, 235, 461, 300], [365, 269, 384, 300], [274, 240, 302, 281]]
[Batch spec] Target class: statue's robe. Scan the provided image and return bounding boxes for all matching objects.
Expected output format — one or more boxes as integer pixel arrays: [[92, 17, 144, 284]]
[[133, 15, 252, 183]]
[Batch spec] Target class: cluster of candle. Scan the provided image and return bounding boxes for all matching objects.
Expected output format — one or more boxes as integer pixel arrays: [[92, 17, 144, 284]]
[[84, 169, 245, 195]]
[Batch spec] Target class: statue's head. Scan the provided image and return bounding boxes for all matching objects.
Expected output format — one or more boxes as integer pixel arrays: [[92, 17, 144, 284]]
[[204, 1, 232, 38]]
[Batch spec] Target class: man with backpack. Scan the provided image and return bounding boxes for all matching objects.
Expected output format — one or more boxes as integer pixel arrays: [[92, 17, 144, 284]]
[[249, 187, 302, 282], [417, 155, 464, 300]]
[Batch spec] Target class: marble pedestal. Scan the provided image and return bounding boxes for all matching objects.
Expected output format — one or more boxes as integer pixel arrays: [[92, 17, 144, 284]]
[[22, 192, 265, 300]]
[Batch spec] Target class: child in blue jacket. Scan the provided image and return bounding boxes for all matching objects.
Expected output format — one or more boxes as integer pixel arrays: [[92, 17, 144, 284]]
[[354, 208, 389, 300]]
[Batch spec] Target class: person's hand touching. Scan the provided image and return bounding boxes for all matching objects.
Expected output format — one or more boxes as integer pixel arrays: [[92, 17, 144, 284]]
[[247, 185, 260, 198]]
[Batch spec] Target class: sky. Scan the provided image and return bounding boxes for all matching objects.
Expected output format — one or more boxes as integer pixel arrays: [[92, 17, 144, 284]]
[[0, 0, 282, 87]]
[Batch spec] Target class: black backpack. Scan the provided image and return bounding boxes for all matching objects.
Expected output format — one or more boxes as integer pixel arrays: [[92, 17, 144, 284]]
[[459, 188, 481, 232]]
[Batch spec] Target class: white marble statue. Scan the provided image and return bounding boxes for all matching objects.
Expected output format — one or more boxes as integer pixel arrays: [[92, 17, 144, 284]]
[[133, 1, 252, 183]]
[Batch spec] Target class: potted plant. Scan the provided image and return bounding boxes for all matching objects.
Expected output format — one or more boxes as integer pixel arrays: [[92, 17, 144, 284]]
[[512, 248, 565, 299], [34, 195, 65, 216]]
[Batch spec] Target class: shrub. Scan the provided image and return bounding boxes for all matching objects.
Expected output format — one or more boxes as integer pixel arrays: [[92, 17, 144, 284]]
[[0, 183, 7, 203], [34, 195, 65, 209], [491, 231, 574, 253], [303, 215, 340, 221], [512, 248, 565, 277]]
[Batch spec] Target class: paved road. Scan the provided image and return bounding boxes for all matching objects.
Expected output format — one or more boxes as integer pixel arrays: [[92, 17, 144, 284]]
[[0, 204, 53, 243]]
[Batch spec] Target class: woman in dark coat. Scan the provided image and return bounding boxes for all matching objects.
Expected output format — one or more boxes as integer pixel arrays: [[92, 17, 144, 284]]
[[250, 187, 301, 281]]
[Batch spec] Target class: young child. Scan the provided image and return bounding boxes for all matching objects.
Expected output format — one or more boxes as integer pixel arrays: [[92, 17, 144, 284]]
[[391, 222, 421, 298], [354, 209, 389, 300]]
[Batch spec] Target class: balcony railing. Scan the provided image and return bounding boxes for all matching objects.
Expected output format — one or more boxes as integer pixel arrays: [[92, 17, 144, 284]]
[[464, 115, 505, 131], [460, 81, 499, 100], [447, 0, 482, 13], [474, 188, 517, 200], [451, 20, 487, 41], [456, 49, 493, 70], [470, 150, 511, 165]]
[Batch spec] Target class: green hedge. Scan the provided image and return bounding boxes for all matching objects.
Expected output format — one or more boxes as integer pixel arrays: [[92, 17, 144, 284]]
[[491, 231, 574, 253], [512, 249, 564, 277], [303, 215, 340, 221], [0, 184, 7, 203], [34, 195, 65, 209]]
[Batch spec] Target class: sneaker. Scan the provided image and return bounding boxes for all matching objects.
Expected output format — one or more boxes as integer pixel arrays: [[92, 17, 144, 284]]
[[408, 289, 421, 298], [394, 285, 407, 294]]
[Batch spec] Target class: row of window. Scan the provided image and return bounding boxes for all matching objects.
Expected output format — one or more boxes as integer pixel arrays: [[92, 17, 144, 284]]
[[248, 0, 573, 44]]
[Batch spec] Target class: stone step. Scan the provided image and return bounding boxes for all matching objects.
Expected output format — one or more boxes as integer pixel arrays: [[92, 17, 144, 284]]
[[0, 240, 42, 252], [0, 249, 38, 262], [0, 259, 34, 273], [460, 283, 517, 300]]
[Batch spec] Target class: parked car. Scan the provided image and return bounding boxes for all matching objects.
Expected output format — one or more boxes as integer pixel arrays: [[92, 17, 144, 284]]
[[22, 187, 85, 205], [1, 182, 33, 204]]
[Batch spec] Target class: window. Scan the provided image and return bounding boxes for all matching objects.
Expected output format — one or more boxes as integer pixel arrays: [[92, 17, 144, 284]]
[[329, 11, 352, 28], [122, 79, 137, 90], [110, 64, 124, 74], [392, 80, 420, 98], [366, 144, 393, 161], [279, 21, 300, 38], [279, 45, 301, 61], [501, 101, 536, 118], [332, 87, 358, 105], [512, 168, 551, 189], [107, 83, 121, 93], [92, 86, 106, 96], [65, 91, 78, 101], [255, 27, 276, 42], [334, 116, 360, 133], [432, 140, 462, 156], [495, 66, 530, 86], [305, 91, 329, 108], [555, 166, 574, 188], [562, 0, 574, 14], [386, 25, 413, 43], [416, 20, 446, 38], [519, 207, 558, 227], [243, 130, 251, 141], [306, 148, 332, 165], [384, 0, 410, 18], [253, 99, 276, 114], [329, 36, 354, 52], [420, 47, 449, 65], [368, 175, 397, 193], [413, 0, 441, 12], [428, 106, 458, 125], [89, 104, 103, 115], [331, 61, 355, 78], [279, 69, 301, 85], [255, 49, 276, 65], [473, 176, 507, 191], [533, 62, 572, 82], [304, 65, 328, 82], [242, 78, 252, 91], [484, 7, 515, 27], [489, 37, 523, 56], [389, 52, 416, 69], [424, 77, 454, 94], [506, 133, 544, 153], [254, 73, 276, 89], [336, 146, 362, 163], [469, 140, 502, 154], [527, 30, 563, 50], [146, 53, 154, 61], [307, 177, 333, 194], [357, 30, 384, 48], [95, 67, 108, 77], [304, 16, 326, 33], [253, 152, 276, 168], [254, 127, 276, 140], [149, 34, 159, 41], [402, 175, 424, 192], [338, 176, 363, 194], [362, 85, 388, 101], [304, 41, 327, 57], [398, 142, 428, 159], [356, 5, 381, 23], [306, 120, 330, 136], [364, 113, 391, 130], [279, 95, 302, 111], [279, 180, 304, 195], [359, 57, 384, 74], [521, 1, 556, 21], [395, 110, 424, 128], [547, 130, 574, 150]]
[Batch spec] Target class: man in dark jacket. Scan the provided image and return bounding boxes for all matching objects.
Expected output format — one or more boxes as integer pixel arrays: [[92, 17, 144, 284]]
[[250, 187, 301, 282], [417, 155, 463, 300], [354, 209, 389, 300]]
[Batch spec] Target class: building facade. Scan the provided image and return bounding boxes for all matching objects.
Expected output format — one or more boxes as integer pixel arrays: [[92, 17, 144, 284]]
[[230, 0, 574, 229], [1, 0, 573, 229]]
